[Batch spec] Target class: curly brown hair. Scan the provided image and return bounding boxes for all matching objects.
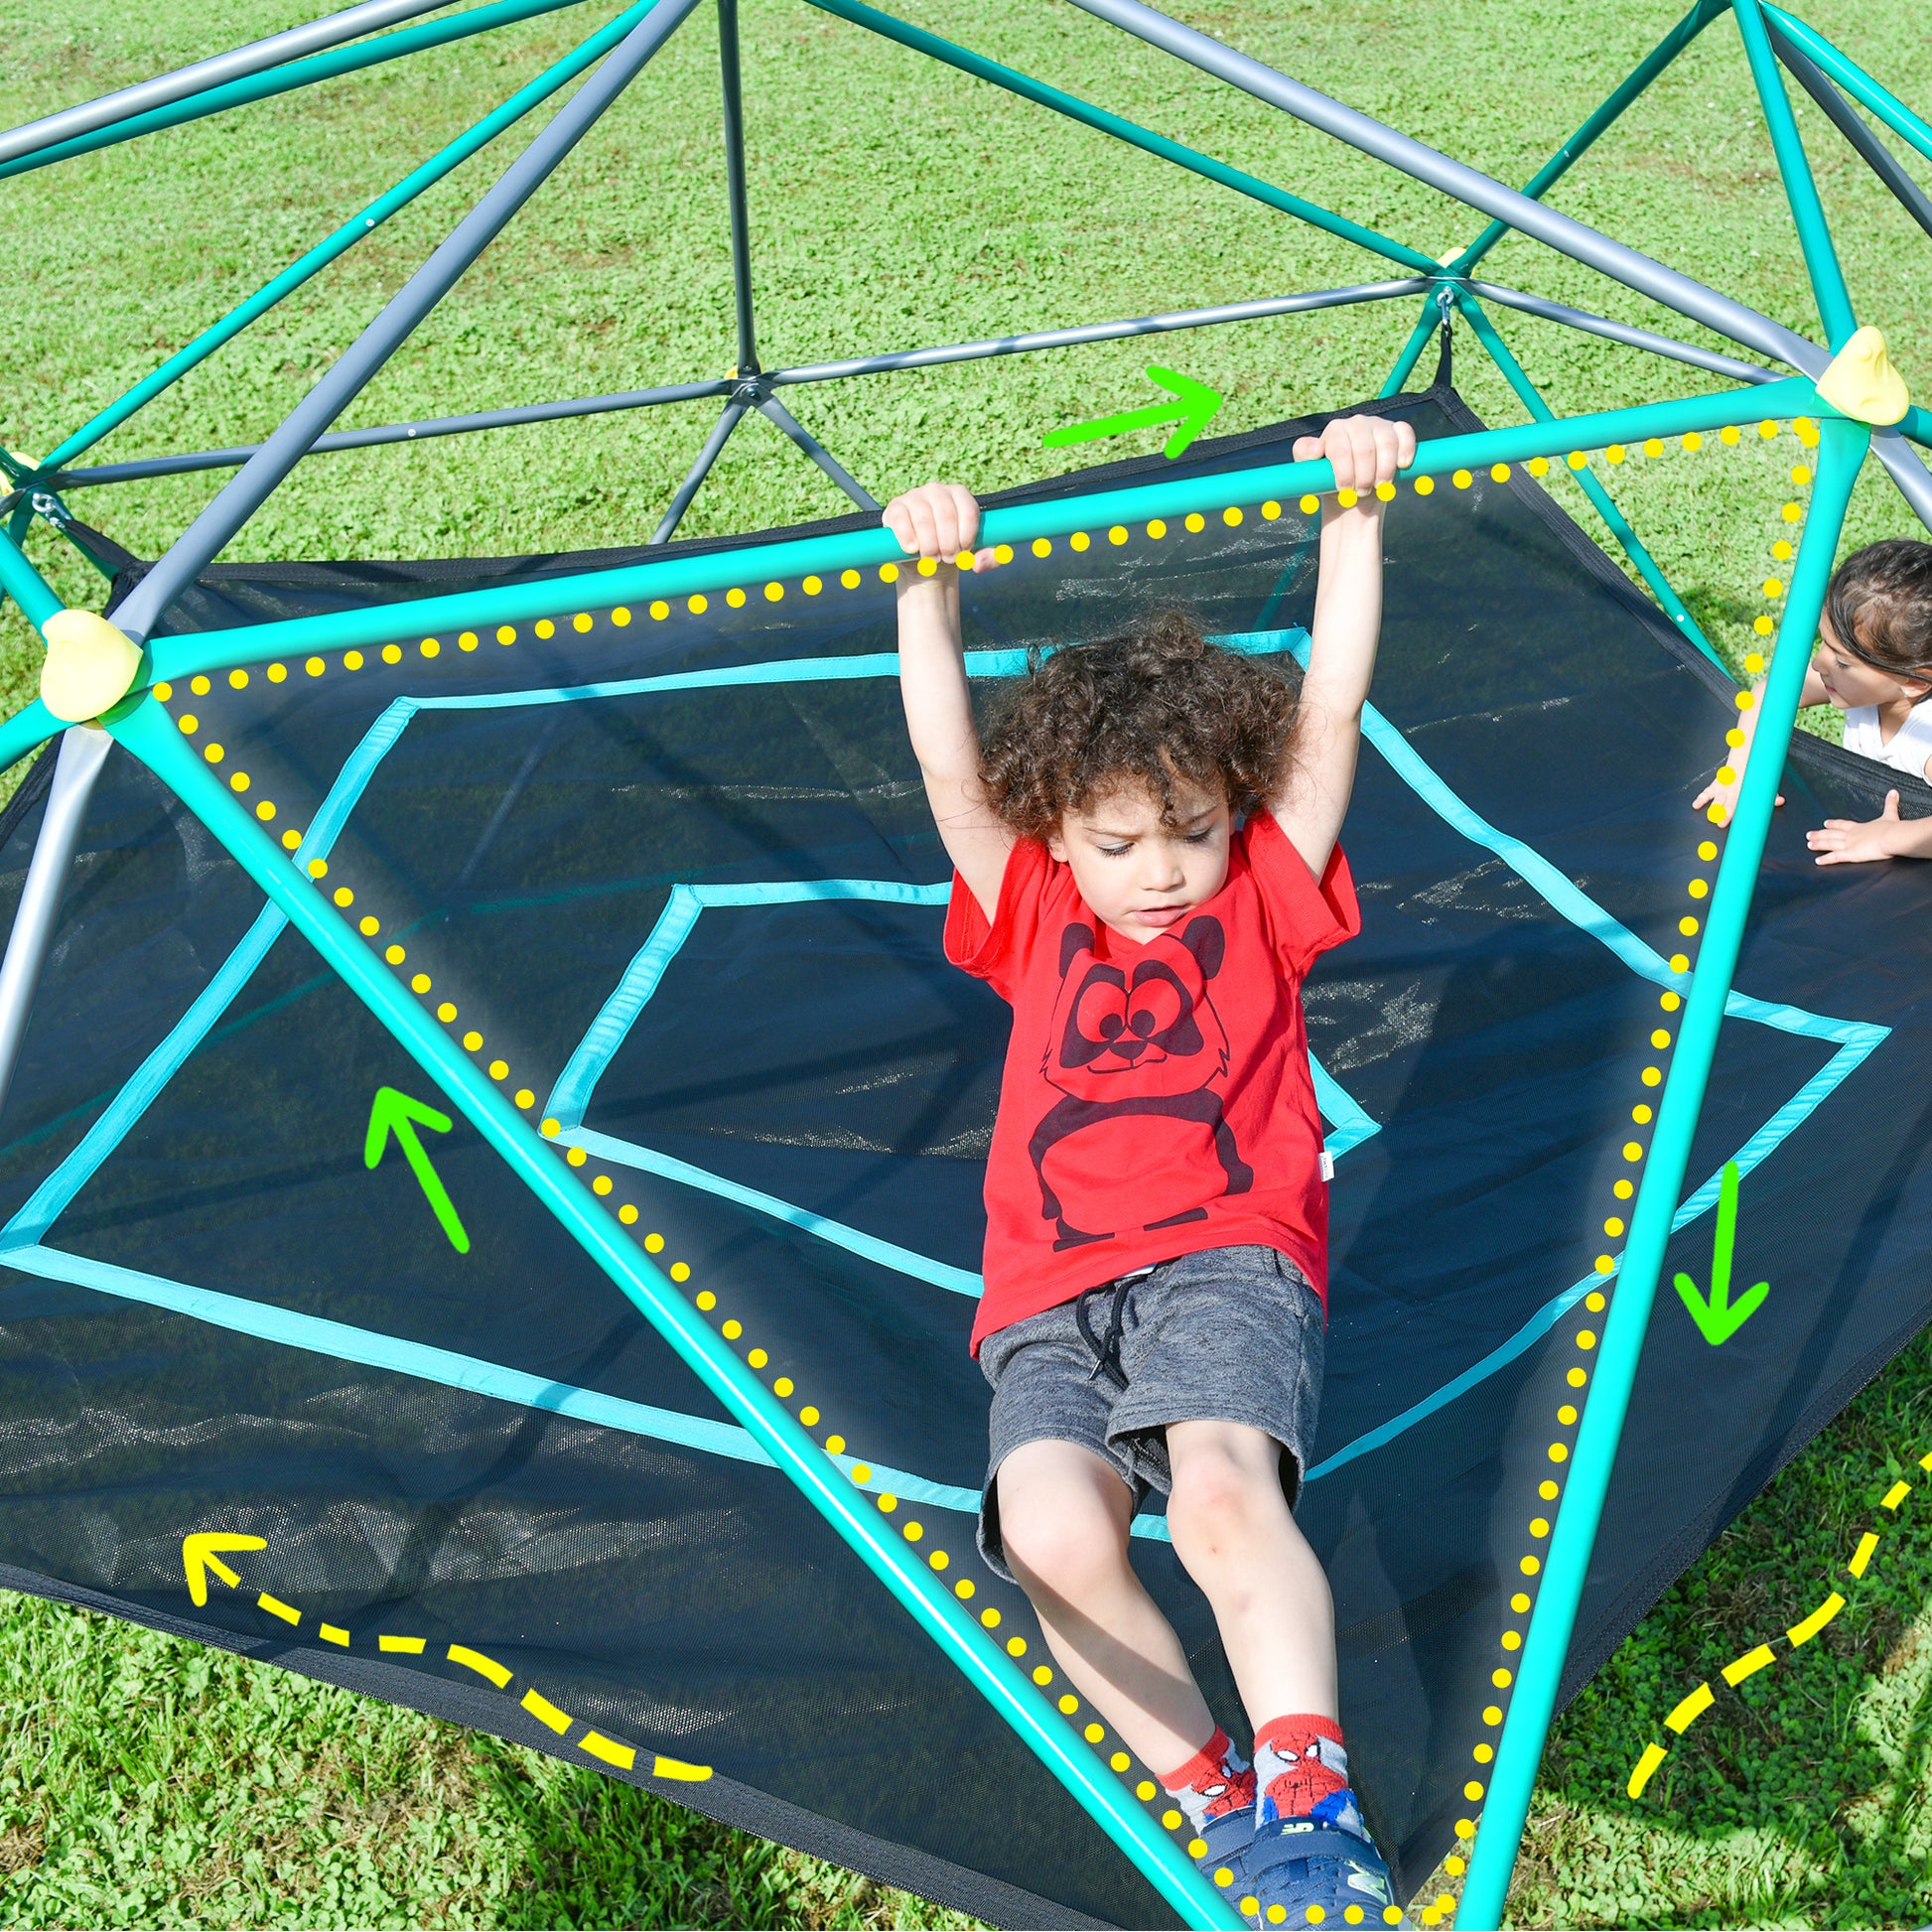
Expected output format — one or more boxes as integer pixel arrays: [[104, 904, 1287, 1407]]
[[978, 612, 1298, 840]]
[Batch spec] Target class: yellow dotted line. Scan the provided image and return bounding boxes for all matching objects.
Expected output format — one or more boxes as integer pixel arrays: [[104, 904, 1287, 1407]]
[[690, 1266, 1417, 1925], [662, 1286, 1294, 1913], [1710, 439, 1814, 807], [1448, 428, 1818, 1906], [148, 430, 1815, 729], [1449, 424, 1821, 1896], [142, 709, 1203, 1884], [1626, 1455, 1924, 1800], [149, 665, 1391, 1921], [193, 1550, 700, 1780]]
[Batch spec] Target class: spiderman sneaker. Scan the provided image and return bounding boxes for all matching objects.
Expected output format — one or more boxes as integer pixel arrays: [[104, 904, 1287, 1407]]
[[1242, 1795, 1404, 1929]]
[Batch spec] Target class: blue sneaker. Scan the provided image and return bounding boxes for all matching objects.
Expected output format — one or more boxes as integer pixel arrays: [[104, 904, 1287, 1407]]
[[1188, 1805, 1259, 1897], [1243, 1794, 1404, 1928]]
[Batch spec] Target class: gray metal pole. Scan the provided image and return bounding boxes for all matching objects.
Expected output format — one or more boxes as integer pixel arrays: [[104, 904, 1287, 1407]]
[[757, 395, 879, 509], [43, 377, 738, 491], [767, 278, 1430, 384], [110, 0, 705, 647], [650, 400, 749, 542], [1465, 280, 1778, 385], [1058, 0, 1829, 376], [1872, 431, 1932, 537], [43, 278, 1429, 493], [1772, 30, 1932, 242], [0, 0, 453, 166], [717, 0, 759, 375], [0, 726, 113, 1119]]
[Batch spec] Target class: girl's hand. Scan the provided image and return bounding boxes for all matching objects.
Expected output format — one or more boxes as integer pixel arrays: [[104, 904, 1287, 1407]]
[[1292, 415, 1417, 505], [1691, 771, 1782, 823], [1808, 790, 1907, 864], [883, 483, 996, 571]]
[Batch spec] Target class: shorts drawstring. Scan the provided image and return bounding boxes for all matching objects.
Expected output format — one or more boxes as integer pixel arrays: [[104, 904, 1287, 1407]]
[[1075, 1276, 1134, 1392]]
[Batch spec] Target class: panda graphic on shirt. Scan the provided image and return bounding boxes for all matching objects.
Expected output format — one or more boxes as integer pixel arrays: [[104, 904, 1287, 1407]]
[[1026, 911, 1254, 1249]]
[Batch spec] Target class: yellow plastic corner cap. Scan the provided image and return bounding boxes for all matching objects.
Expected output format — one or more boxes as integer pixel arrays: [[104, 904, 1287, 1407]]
[[1815, 325, 1910, 426], [39, 608, 143, 723]]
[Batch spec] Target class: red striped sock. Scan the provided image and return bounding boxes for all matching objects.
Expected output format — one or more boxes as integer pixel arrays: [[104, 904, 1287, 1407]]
[[1157, 1725, 1255, 1838]]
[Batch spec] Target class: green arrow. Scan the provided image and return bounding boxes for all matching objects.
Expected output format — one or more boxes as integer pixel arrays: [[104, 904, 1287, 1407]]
[[364, 1085, 471, 1254], [1042, 364, 1224, 460], [1673, 1160, 1767, 1345]]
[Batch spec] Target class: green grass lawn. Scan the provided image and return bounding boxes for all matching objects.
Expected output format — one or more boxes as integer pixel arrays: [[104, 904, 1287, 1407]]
[[2, 0, 1931, 1922]]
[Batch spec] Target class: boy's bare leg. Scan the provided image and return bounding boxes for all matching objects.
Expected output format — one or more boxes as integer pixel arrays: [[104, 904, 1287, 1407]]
[[1164, 1419, 1338, 1724], [997, 1437, 1219, 1772]]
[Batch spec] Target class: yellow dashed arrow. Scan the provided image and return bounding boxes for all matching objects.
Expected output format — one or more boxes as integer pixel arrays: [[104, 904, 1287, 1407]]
[[182, 1532, 266, 1607], [1626, 1452, 1925, 1799], [177, 1526, 708, 1784]]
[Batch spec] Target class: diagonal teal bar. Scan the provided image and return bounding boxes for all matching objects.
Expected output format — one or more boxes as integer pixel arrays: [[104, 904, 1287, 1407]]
[[1377, 297, 1444, 398], [1455, 290, 1726, 668], [0, 700, 60, 778], [0, 0, 591, 182], [1455, 411, 1868, 1932], [800, 0, 1440, 274], [0, 527, 63, 631], [101, 693, 1247, 1932], [1731, 0, 1858, 350], [1452, 0, 1729, 276], [1760, 3, 1932, 169], [141, 373, 1826, 685], [39, 0, 661, 474]]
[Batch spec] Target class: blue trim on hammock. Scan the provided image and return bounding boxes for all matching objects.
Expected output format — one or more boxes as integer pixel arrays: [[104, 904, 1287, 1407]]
[[0, 624, 1886, 1501], [544, 873, 1382, 1297], [0, 1238, 1183, 1538]]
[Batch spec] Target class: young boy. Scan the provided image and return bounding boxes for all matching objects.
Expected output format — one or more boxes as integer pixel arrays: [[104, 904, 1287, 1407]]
[[1695, 537, 1932, 862], [885, 412, 1415, 1928]]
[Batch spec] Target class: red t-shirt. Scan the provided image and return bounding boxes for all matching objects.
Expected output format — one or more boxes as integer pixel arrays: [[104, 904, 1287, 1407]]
[[946, 808, 1360, 1352]]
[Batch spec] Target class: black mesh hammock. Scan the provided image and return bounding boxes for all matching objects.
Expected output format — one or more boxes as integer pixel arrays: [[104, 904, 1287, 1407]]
[[3, 386, 1930, 1928]]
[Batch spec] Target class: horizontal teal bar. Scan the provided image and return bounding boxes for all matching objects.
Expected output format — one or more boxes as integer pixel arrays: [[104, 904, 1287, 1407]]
[[145, 373, 1824, 685]]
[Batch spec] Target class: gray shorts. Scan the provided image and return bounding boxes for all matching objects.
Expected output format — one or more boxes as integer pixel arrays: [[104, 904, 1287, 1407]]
[[977, 1244, 1324, 1581]]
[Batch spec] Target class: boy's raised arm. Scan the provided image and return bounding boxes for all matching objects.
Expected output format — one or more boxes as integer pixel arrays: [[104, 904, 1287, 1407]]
[[887, 483, 1015, 920], [1269, 414, 1417, 880]]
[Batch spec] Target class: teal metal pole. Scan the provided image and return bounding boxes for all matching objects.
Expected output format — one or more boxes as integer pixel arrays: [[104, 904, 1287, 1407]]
[[101, 693, 1247, 1931], [800, 0, 1439, 275], [1761, 3, 1932, 169], [39, 0, 659, 474], [1451, 0, 1728, 275], [0, 528, 63, 630], [1455, 411, 1867, 1932], [147, 374, 1822, 684], [0, 0, 591, 181], [1377, 298, 1442, 398], [1455, 291, 1726, 668], [0, 702, 61, 777], [1732, 0, 1858, 349]]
